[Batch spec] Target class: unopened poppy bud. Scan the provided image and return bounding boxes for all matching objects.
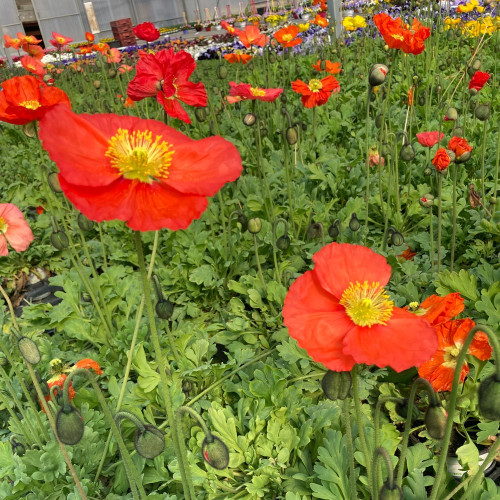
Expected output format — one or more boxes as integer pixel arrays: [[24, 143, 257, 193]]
[[286, 127, 298, 145], [455, 150, 471, 164], [43, 74, 53, 84], [247, 62, 254, 71], [469, 87, 478, 96], [419, 194, 434, 207], [269, 54, 276, 63], [216, 66, 227, 79], [425, 404, 447, 439], [328, 220, 340, 239], [260, 126, 268, 138], [93, 80, 101, 89], [400, 144, 415, 162], [156, 299, 174, 320], [320, 60, 326, 71], [77, 213, 94, 232], [243, 113, 256, 126], [472, 59, 481, 70], [56, 405, 84, 445], [276, 235, 291, 251], [475, 103, 491, 121], [490, 197, 498, 205], [51, 230, 69, 250], [446, 30, 454, 41], [47, 172, 62, 193], [307, 222, 322, 239], [368, 63, 389, 87], [22, 122, 36, 137], [478, 374, 500, 420], [446, 149, 456, 163], [423, 167, 432, 176], [281, 93, 287, 104], [108, 69, 116, 78], [134, 425, 165, 459], [391, 231, 405, 246], [395, 399, 420, 422], [349, 213, 360, 232], [248, 218, 262, 234], [379, 482, 403, 500], [321, 370, 351, 400], [445, 107, 458, 121], [375, 114, 384, 128], [195, 107, 208, 122], [18, 337, 41, 365], [202, 434, 229, 469], [452, 126, 463, 138]]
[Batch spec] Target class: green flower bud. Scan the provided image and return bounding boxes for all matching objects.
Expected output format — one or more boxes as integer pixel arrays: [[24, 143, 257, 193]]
[[276, 235, 291, 251], [108, 69, 116, 78], [23, 122, 36, 138], [243, 113, 256, 127], [93, 80, 101, 89], [445, 107, 458, 121], [156, 299, 174, 320], [475, 103, 491, 121], [237, 212, 248, 232], [216, 66, 228, 79], [321, 370, 351, 400], [202, 434, 229, 469], [419, 194, 434, 208], [455, 150, 471, 164], [490, 197, 498, 205], [248, 218, 262, 234], [446, 30, 455, 41], [134, 425, 165, 459], [391, 231, 405, 246], [349, 213, 361, 232], [478, 374, 500, 420], [47, 172, 62, 193], [269, 54, 276, 64], [400, 144, 416, 162], [51, 230, 69, 250], [18, 337, 41, 365], [452, 126, 463, 138], [375, 114, 384, 129], [467, 66, 476, 77], [77, 213, 94, 232], [306, 222, 322, 239], [286, 127, 298, 145], [368, 63, 389, 87], [281, 93, 287, 104], [380, 482, 403, 500], [423, 167, 432, 176], [425, 404, 447, 439], [472, 59, 481, 70], [328, 220, 340, 239], [56, 405, 84, 445], [195, 107, 208, 122]]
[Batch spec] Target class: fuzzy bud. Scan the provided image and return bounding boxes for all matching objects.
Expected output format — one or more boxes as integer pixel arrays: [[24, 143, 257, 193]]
[[321, 370, 351, 400], [276, 235, 291, 251], [18, 337, 41, 365], [368, 63, 389, 87], [156, 299, 174, 320], [51, 230, 69, 250], [93, 80, 101, 89], [445, 107, 458, 121], [134, 425, 165, 459], [399, 144, 416, 162], [247, 218, 262, 234], [202, 434, 229, 469], [475, 103, 491, 121], [77, 213, 94, 232], [328, 220, 340, 239], [56, 405, 84, 445], [419, 194, 434, 208], [349, 213, 361, 232], [452, 126, 463, 138], [380, 482, 403, 500], [286, 127, 299, 145], [216, 66, 228, 79], [47, 172, 62, 193], [390, 231, 405, 246], [478, 374, 500, 420], [306, 222, 322, 239], [472, 59, 481, 70], [195, 107, 208, 122], [425, 404, 447, 439], [243, 113, 256, 127]]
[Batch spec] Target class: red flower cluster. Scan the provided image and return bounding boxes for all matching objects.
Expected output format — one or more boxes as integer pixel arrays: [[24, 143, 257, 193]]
[[374, 13, 430, 55], [448, 136, 473, 159], [292, 76, 340, 108], [133, 22, 161, 42]]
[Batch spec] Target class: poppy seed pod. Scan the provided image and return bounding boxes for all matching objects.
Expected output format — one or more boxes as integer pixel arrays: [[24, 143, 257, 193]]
[[47, 172, 62, 193], [195, 107, 208, 122], [156, 299, 174, 320], [478, 374, 500, 420], [368, 63, 389, 87], [248, 218, 262, 234], [423, 167, 432, 176], [446, 30, 455, 41], [134, 425, 165, 459], [216, 66, 227, 79], [51, 230, 69, 250], [321, 370, 351, 400], [202, 434, 229, 469], [56, 405, 85, 445], [475, 103, 491, 121], [349, 213, 361, 232], [445, 107, 458, 121], [18, 337, 41, 365], [424, 404, 447, 439], [400, 144, 415, 162], [286, 127, 298, 145], [269, 54, 277, 63], [77, 213, 94, 232], [379, 482, 403, 500], [390, 231, 405, 247], [243, 113, 256, 127], [276, 235, 291, 251]]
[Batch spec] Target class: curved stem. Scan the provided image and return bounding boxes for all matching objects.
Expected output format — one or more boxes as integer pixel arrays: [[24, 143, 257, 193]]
[[373, 447, 395, 500], [115, 411, 146, 433], [0, 285, 21, 333], [176, 405, 211, 437]]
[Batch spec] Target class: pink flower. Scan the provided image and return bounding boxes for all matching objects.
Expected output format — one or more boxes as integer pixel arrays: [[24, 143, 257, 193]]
[[0, 203, 34, 256], [416, 131, 444, 148]]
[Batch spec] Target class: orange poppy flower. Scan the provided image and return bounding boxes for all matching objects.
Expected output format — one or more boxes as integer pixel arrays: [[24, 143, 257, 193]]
[[19, 34, 42, 53], [221, 20, 241, 35], [274, 25, 302, 47], [0, 203, 34, 256], [418, 318, 492, 392], [397, 246, 416, 261], [237, 25, 269, 48], [420, 293, 464, 326], [448, 136, 473, 158], [4, 34, 23, 50], [282, 243, 438, 372], [73, 358, 103, 375], [85, 32, 95, 42], [312, 60, 341, 74], [0, 75, 71, 126], [21, 55, 46, 77], [312, 14, 329, 27], [118, 64, 134, 73], [79, 46, 93, 55], [105, 47, 122, 64], [432, 147, 451, 171], [92, 42, 110, 54], [291, 75, 340, 108], [124, 97, 135, 108], [24, 44, 44, 60], [39, 106, 242, 232], [50, 32, 74, 49], [223, 53, 253, 64], [228, 82, 283, 102]]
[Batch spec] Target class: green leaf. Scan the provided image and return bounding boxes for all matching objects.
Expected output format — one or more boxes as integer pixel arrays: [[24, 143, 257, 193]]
[[189, 265, 215, 287], [436, 269, 479, 301], [456, 441, 480, 475]]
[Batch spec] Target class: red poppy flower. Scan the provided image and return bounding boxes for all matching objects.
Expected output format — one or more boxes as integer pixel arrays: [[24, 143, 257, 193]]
[[85, 32, 95, 42], [220, 21, 241, 35], [237, 25, 269, 48], [105, 48, 122, 64], [0, 203, 34, 256], [93, 42, 110, 54], [397, 246, 416, 261], [36, 205, 44, 215], [127, 48, 207, 124], [19, 34, 42, 52], [274, 25, 302, 47], [50, 32, 74, 49], [39, 106, 242, 232], [228, 82, 283, 102], [419, 293, 464, 326], [133, 22, 161, 42], [73, 358, 103, 375], [432, 147, 451, 171], [24, 44, 44, 60], [0, 75, 71, 126], [312, 14, 329, 27], [291, 76, 340, 108], [312, 60, 341, 74], [46, 374, 76, 405], [282, 243, 438, 372], [79, 46, 93, 55], [448, 136, 473, 158], [21, 55, 46, 77], [4, 34, 23, 50], [418, 318, 492, 392], [416, 131, 444, 148], [469, 71, 490, 91], [223, 53, 253, 64]]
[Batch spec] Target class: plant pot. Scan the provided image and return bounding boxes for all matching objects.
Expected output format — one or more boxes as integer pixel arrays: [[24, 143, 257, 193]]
[[446, 448, 497, 481]]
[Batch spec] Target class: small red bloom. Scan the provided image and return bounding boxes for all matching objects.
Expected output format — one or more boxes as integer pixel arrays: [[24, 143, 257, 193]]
[[291, 76, 340, 108], [228, 82, 283, 102], [79, 46, 93, 55], [4, 34, 22, 50], [448, 136, 473, 158], [223, 53, 253, 64], [283, 243, 438, 372], [432, 147, 451, 171], [237, 25, 269, 48], [220, 21, 240, 35], [127, 48, 207, 124], [85, 32, 95, 42], [50, 32, 74, 49], [36, 205, 44, 215], [469, 71, 490, 91], [274, 25, 302, 47], [133, 22, 161, 42], [312, 60, 341, 74], [39, 106, 242, 231], [73, 358, 103, 375], [416, 131, 444, 148], [0, 203, 34, 256]]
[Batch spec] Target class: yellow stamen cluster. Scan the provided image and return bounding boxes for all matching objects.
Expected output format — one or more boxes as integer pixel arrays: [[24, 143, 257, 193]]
[[20, 100, 41, 110], [340, 281, 394, 327], [308, 79, 323, 92], [282, 34, 294, 42], [250, 87, 266, 97], [106, 128, 174, 183], [0, 216, 8, 233], [443, 344, 462, 368]]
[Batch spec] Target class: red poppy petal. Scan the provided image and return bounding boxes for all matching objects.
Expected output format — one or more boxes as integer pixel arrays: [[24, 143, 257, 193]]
[[419, 356, 465, 392], [313, 243, 392, 299], [158, 94, 191, 124], [175, 81, 207, 107], [469, 331, 492, 361], [342, 308, 438, 372]]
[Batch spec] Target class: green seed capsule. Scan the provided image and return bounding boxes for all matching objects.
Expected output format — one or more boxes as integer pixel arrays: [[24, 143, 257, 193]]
[[47, 172, 62, 193], [276, 235, 291, 251], [425, 404, 447, 439], [379, 482, 403, 500], [349, 213, 360, 232], [134, 425, 165, 459], [248, 218, 262, 234], [286, 127, 298, 145], [51, 230, 69, 250], [321, 370, 351, 400], [18, 337, 41, 365], [156, 299, 174, 320], [195, 107, 208, 122], [475, 103, 491, 121], [478, 374, 500, 420], [391, 231, 405, 246], [77, 213, 94, 232], [217, 66, 228, 79], [56, 406, 84, 445], [400, 144, 415, 162]]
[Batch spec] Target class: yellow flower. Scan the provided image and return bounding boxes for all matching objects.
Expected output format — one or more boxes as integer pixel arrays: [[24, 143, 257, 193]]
[[298, 22, 310, 32], [353, 15, 367, 28], [476, 6, 485, 12], [342, 16, 356, 31]]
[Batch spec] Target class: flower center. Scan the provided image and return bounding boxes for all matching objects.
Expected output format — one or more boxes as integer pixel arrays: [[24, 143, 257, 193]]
[[20, 100, 41, 110], [105, 128, 174, 183], [443, 344, 462, 367], [308, 79, 323, 92], [392, 33, 404, 41], [282, 33, 293, 42], [0, 217, 8, 233], [340, 281, 394, 327], [250, 87, 266, 97]]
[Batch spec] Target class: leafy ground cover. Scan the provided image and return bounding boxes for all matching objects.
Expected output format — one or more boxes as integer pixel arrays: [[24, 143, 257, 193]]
[[0, 2, 500, 499]]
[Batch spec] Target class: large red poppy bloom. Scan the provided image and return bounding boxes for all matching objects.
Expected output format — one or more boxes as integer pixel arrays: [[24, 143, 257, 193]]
[[282, 243, 438, 372], [228, 82, 283, 102], [274, 25, 302, 47], [469, 71, 490, 91], [133, 22, 161, 42], [416, 131, 444, 148], [432, 148, 451, 171], [418, 318, 492, 392], [0, 75, 71, 125], [291, 76, 340, 108], [127, 48, 207, 124], [39, 106, 242, 232], [237, 25, 269, 48]]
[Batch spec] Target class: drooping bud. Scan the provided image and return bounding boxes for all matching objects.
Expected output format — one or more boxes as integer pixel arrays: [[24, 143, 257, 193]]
[[77, 213, 94, 232], [248, 218, 262, 234], [195, 107, 208, 122], [321, 370, 351, 400], [400, 143, 416, 162], [260, 125, 268, 138], [156, 299, 174, 320], [328, 220, 340, 239], [56, 405, 85, 445], [424, 404, 447, 439], [237, 212, 248, 232], [18, 337, 41, 365], [243, 113, 256, 127], [390, 231, 405, 246], [306, 222, 322, 239], [478, 374, 500, 420], [202, 434, 230, 469], [475, 103, 491, 121], [134, 425, 165, 459], [379, 482, 403, 500], [51, 230, 69, 250], [286, 127, 298, 145], [445, 107, 458, 121], [368, 63, 389, 87], [47, 172, 62, 193], [276, 235, 291, 251], [349, 213, 361, 232], [423, 167, 432, 176]]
